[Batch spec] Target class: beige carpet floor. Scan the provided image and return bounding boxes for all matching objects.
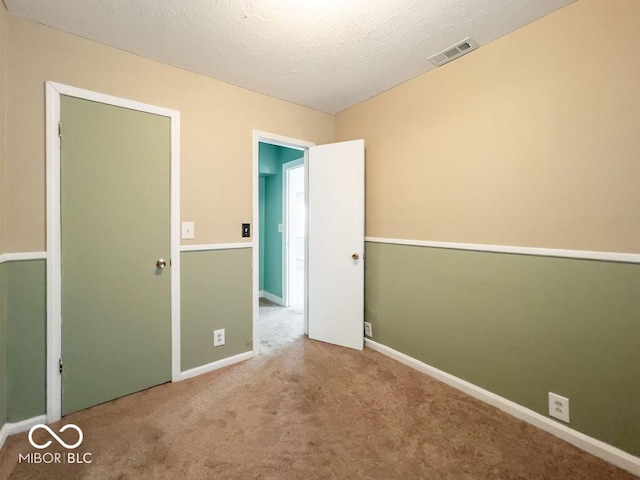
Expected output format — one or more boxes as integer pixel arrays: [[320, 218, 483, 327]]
[[0, 300, 636, 479]]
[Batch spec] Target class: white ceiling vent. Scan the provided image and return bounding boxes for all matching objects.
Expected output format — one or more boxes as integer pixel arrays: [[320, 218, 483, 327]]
[[428, 38, 479, 67]]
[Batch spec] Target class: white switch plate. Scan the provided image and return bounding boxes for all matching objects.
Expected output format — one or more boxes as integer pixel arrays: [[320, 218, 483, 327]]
[[548, 392, 570, 423], [213, 328, 225, 347], [182, 222, 195, 239], [277, 223, 283, 233]]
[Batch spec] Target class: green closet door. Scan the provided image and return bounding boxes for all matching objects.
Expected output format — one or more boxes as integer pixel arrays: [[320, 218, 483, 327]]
[[61, 95, 172, 416]]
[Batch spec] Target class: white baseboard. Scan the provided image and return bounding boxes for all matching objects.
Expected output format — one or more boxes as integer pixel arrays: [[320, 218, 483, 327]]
[[365, 339, 640, 477], [260, 291, 284, 306], [177, 351, 253, 382], [0, 415, 47, 451]]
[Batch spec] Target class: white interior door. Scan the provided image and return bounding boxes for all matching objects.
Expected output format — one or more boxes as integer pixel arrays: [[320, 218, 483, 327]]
[[308, 139, 365, 350]]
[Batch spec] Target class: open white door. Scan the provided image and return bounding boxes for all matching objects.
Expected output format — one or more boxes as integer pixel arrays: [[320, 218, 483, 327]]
[[308, 139, 365, 350]]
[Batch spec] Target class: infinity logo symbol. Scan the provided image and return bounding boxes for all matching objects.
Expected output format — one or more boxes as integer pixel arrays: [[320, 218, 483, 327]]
[[28, 424, 84, 450]]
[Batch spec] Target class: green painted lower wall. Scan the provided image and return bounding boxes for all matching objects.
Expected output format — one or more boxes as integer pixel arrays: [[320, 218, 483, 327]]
[[180, 249, 253, 371], [3, 243, 638, 461], [5, 260, 46, 422], [0, 263, 7, 426], [2, 252, 253, 424], [365, 242, 640, 457]]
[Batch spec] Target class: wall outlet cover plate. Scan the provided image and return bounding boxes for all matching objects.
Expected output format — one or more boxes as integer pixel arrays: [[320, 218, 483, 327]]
[[364, 322, 373, 338], [213, 328, 225, 347], [548, 392, 570, 423]]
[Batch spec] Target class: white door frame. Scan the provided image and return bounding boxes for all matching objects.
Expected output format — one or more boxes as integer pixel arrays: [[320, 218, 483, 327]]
[[252, 130, 314, 354], [282, 159, 305, 307], [45, 82, 181, 422]]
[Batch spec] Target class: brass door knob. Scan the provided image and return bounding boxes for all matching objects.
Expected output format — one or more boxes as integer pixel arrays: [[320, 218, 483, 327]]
[[156, 258, 167, 269], [352, 253, 360, 260]]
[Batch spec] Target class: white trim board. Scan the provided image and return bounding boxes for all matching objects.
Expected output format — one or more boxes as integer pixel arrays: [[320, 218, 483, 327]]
[[178, 351, 253, 381], [0, 415, 47, 451], [365, 237, 640, 265], [281, 158, 305, 308], [365, 339, 640, 477], [180, 243, 252, 252], [0, 252, 47, 264], [0, 424, 7, 451], [45, 81, 182, 423], [260, 291, 284, 306]]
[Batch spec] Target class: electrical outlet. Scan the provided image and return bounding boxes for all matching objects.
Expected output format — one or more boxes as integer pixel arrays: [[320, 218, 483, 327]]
[[364, 322, 373, 338], [548, 392, 570, 423], [213, 328, 225, 347]]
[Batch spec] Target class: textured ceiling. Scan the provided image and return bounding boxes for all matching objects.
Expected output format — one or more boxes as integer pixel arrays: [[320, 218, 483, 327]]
[[5, 0, 575, 113]]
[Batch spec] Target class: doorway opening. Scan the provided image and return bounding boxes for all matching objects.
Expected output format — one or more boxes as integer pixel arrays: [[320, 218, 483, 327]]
[[284, 159, 305, 309], [253, 132, 365, 356], [257, 140, 307, 354]]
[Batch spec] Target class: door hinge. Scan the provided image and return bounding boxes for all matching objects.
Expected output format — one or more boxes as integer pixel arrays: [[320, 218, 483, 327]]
[[59, 358, 63, 374], [58, 121, 62, 138]]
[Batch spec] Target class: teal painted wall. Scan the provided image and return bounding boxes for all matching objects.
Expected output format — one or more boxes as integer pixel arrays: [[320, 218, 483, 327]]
[[259, 143, 303, 300], [5, 260, 46, 422], [0, 263, 7, 426], [181, 249, 253, 371], [259, 177, 266, 291], [259, 143, 277, 295], [263, 151, 283, 299], [365, 242, 640, 457]]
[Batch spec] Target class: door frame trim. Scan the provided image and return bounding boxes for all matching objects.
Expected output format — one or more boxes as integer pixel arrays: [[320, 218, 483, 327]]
[[282, 158, 305, 307], [252, 130, 314, 355], [45, 81, 181, 422]]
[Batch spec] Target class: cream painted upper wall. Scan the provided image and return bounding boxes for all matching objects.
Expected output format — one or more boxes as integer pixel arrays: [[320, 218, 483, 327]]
[[336, 0, 640, 253], [5, 15, 333, 253], [0, 6, 7, 254]]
